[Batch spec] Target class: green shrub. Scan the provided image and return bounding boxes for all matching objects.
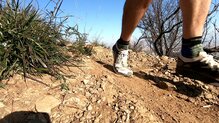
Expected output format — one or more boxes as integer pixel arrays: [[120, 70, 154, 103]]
[[0, 0, 71, 80]]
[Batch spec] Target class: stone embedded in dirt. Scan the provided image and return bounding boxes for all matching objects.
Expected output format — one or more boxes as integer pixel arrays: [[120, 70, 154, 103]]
[[183, 77, 193, 83], [203, 85, 209, 90], [160, 55, 169, 64], [164, 71, 170, 76], [176, 94, 188, 100], [129, 105, 135, 110], [64, 94, 88, 109], [156, 81, 176, 91], [75, 111, 84, 119], [35, 95, 61, 114], [187, 97, 196, 103], [194, 80, 204, 86], [87, 104, 93, 110], [82, 79, 90, 85], [6, 74, 23, 85], [173, 77, 180, 82], [204, 93, 213, 100], [85, 91, 92, 97], [6, 79, 17, 85], [84, 75, 92, 79], [0, 102, 5, 108], [91, 96, 97, 103], [167, 64, 175, 70]]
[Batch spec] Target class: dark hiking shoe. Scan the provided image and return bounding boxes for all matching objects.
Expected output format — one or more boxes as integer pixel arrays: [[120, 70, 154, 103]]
[[112, 44, 133, 76], [176, 51, 219, 84]]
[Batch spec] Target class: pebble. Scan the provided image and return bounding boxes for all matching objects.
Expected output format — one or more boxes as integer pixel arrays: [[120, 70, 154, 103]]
[[97, 88, 103, 92], [94, 117, 100, 123], [86, 112, 92, 119], [87, 104, 93, 110], [130, 105, 135, 110], [75, 112, 84, 119], [91, 111, 96, 115], [164, 71, 170, 76], [80, 117, 86, 122], [204, 93, 213, 99], [184, 77, 193, 83], [203, 85, 209, 90], [84, 75, 92, 79], [153, 69, 159, 73], [160, 56, 169, 63], [67, 94, 88, 109], [82, 79, 90, 85], [97, 100, 101, 104], [177, 94, 188, 100], [89, 88, 99, 94], [114, 104, 119, 111], [104, 75, 109, 79], [149, 72, 155, 76], [122, 115, 127, 121], [6, 79, 17, 85], [91, 97, 97, 103], [187, 97, 196, 103], [156, 81, 176, 91], [194, 80, 204, 86], [0, 102, 5, 108], [173, 77, 179, 82], [167, 64, 175, 70], [85, 92, 92, 97], [203, 105, 212, 108]]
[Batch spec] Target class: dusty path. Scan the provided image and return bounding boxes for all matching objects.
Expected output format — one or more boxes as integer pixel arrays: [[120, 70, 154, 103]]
[[0, 46, 218, 123], [92, 46, 219, 123]]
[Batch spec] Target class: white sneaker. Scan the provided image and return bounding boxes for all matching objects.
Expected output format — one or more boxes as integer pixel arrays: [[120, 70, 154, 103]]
[[112, 44, 133, 76], [177, 51, 219, 83]]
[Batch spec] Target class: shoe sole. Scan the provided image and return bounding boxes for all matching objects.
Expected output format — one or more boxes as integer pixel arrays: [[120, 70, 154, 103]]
[[176, 64, 219, 86]]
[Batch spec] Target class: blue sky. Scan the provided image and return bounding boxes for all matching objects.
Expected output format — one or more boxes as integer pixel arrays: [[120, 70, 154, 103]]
[[33, 0, 141, 46], [65, 0, 127, 46], [26, 0, 218, 46], [35, 0, 133, 46]]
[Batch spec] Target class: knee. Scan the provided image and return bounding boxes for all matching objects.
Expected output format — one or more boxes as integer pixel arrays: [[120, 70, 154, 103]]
[[140, 0, 153, 9], [125, 0, 152, 9]]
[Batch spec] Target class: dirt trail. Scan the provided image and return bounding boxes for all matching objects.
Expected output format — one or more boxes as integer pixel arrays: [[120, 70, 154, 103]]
[[0, 46, 218, 123]]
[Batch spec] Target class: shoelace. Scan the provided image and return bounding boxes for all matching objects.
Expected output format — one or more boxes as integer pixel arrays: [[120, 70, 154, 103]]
[[117, 50, 129, 67], [200, 52, 219, 70]]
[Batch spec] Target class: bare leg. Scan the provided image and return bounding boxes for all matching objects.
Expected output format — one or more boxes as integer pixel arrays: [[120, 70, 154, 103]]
[[112, 0, 152, 76], [177, 0, 219, 83], [180, 0, 211, 39], [120, 0, 152, 41]]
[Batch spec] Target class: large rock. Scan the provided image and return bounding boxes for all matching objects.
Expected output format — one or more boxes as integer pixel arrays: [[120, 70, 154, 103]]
[[35, 95, 61, 114], [64, 94, 88, 109]]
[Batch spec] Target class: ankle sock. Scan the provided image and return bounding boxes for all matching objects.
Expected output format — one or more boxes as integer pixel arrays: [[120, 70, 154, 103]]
[[116, 38, 129, 50], [181, 36, 204, 58]]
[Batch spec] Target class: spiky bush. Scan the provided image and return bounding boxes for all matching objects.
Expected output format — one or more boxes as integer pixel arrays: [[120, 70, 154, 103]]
[[0, 0, 72, 80]]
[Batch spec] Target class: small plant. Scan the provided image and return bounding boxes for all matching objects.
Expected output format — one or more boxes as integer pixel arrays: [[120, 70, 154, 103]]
[[66, 25, 93, 56], [91, 38, 108, 48]]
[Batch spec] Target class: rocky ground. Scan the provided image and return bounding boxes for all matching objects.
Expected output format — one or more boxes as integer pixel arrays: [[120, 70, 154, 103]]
[[0, 46, 218, 123]]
